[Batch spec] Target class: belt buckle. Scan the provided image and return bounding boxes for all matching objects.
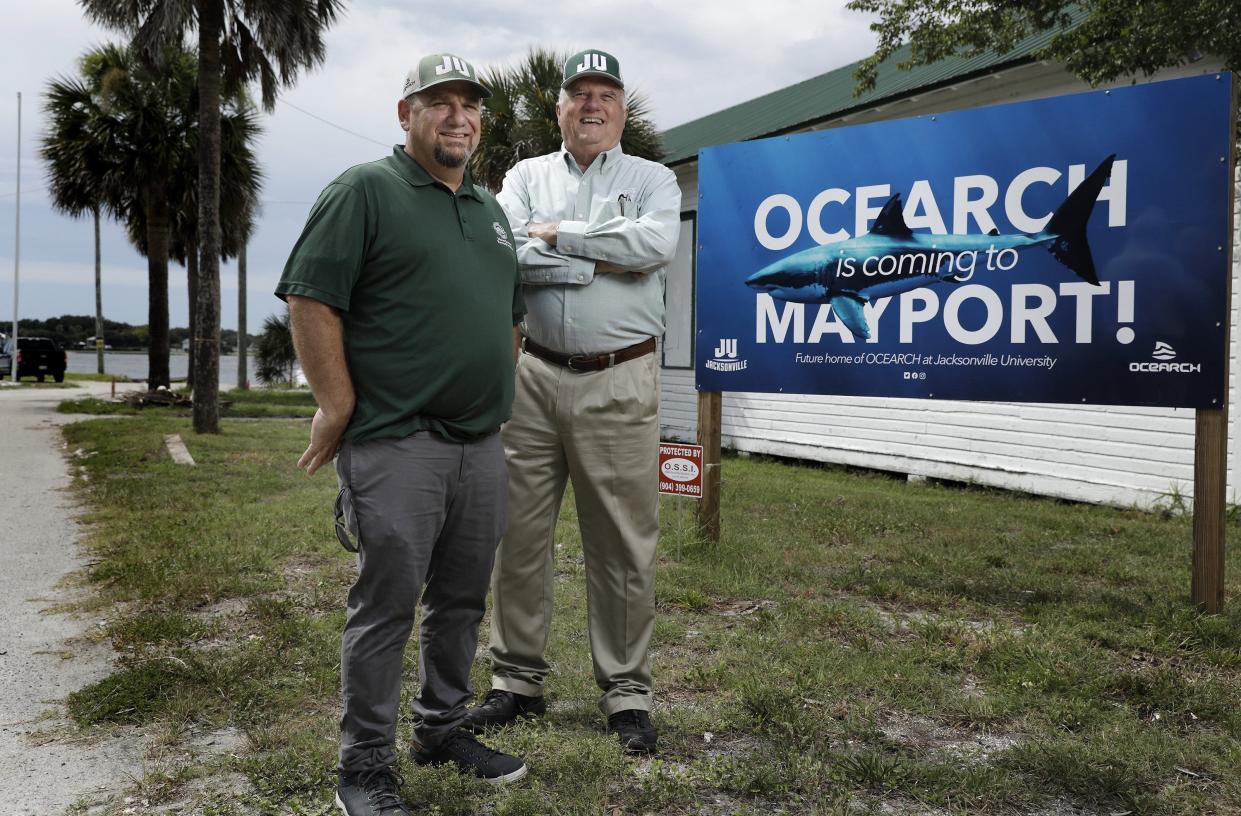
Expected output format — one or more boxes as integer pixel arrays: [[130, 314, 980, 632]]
[[567, 351, 619, 371]]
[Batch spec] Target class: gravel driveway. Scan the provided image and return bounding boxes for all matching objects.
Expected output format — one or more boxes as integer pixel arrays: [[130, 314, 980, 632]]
[[0, 380, 143, 814]]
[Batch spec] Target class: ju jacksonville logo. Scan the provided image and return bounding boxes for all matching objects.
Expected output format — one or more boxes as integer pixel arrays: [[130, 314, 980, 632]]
[[1130, 340, 1200, 374], [493, 222, 514, 250], [705, 338, 748, 372]]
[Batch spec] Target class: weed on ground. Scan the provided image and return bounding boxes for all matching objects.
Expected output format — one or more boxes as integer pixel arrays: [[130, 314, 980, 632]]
[[58, 413, 1241, 815]]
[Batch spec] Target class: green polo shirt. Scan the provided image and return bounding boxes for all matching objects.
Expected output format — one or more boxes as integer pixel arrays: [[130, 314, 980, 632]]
[[276, 146, 524, 444]]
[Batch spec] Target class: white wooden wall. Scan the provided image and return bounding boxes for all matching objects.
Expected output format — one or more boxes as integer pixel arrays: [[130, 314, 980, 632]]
[[658, 63, 1237, 510]]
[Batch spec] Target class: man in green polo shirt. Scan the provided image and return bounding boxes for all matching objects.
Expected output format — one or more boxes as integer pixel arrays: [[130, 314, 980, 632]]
[[276, 53, 527, 816]]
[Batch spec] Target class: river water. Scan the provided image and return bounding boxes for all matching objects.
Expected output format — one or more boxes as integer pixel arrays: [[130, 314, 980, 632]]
[[67, 351, 252, 386]]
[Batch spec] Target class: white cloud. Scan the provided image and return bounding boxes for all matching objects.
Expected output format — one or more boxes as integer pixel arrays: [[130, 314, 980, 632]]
[[0, 258, 150, 289], [0, 0, 879, 324]]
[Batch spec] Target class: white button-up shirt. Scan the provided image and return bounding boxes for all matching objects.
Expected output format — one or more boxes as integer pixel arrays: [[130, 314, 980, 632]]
[[496, 143, 681, 355]]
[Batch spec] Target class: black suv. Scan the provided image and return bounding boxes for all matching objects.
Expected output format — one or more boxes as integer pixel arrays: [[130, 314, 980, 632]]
[[0, 337, 68, 382]]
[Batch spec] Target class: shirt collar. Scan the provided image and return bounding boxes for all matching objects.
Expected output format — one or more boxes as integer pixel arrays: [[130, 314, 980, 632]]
[[389, 145, 480, 199], [560, 142, 624, 176]]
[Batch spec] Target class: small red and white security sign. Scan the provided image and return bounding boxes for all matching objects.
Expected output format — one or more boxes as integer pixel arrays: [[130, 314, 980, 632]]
[[658, 443, 703, 499]]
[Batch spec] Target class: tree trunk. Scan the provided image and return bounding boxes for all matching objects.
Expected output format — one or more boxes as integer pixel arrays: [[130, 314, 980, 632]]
[[145, 187, 171, 390], [237, 240, 247, 389], [186, 239, 198, 391], [192, 0, 224, 431], [193, 0, 223, 433], [93, 206, 104, 375]]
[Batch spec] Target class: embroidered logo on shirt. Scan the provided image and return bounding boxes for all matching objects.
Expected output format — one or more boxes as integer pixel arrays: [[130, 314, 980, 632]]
[[493, 222, 514, 250]]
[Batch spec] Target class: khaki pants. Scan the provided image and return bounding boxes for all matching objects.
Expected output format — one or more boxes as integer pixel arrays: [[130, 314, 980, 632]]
[[489, 350, 660, 715]]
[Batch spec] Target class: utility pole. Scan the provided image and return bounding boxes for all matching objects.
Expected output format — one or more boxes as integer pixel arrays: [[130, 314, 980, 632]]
[[237, 240, 247, 389], [10, 92, 20, 382]]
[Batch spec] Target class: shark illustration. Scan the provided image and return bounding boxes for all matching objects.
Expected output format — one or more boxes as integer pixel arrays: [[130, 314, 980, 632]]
[[745, 155, 1116, 339]]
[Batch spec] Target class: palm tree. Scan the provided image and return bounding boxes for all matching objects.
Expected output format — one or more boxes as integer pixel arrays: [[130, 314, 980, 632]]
[[81, 0, 344, 434], [41, 75, 118, 375], [472, 48, 665, 192], [234, 196, 258, 390], [124, 96, 262, 390], [254, 308, 296, 386], [43, 43, 200, 389], [220, 113, 262, 393]]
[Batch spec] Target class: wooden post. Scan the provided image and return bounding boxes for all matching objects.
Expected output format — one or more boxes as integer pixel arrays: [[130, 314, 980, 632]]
[[1193, 410, 1227, 612], [696, 390, 722, 543], [1192, 75, 1237, 613]]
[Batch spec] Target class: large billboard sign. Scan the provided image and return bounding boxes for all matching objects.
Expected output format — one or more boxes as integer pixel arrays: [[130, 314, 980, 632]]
[[695, 73, 1235, 408]]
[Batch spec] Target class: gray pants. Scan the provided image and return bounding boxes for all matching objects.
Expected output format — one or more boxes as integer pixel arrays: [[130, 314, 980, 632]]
[[334, 431, 506, 773]]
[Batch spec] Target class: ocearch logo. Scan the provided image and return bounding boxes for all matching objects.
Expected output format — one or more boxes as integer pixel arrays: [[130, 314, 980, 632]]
[[1129, 341, 1200, 374]]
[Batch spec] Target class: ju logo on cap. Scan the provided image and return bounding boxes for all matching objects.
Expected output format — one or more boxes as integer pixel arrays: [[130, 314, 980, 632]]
[[562, 49, 623, 90], [402, 53, 491, 99]]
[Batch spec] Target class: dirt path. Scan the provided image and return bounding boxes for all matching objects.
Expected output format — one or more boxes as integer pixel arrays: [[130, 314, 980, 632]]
[[0, 380, 143, 815]]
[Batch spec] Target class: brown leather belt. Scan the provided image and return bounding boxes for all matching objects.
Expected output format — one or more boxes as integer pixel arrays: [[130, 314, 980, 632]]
[[522, 336, 656, 373]]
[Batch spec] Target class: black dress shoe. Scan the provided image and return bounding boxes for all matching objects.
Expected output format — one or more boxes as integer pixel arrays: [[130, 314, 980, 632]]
[[463, 688, 546, 732], [607, 709, 657, 754]]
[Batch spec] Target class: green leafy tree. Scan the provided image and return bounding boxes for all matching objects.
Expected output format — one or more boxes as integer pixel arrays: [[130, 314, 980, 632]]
[[848, 1, 1241, 94], [81, 0, 343, 433], [472, 48, 665, 192]]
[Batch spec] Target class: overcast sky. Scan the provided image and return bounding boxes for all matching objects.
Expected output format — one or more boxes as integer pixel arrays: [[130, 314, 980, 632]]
[[0, 0, 879, 331]]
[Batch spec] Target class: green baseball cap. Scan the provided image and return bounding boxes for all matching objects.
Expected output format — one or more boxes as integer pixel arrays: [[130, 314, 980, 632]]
[[402, 53, 491, 99], [561, 49, 624, 90]]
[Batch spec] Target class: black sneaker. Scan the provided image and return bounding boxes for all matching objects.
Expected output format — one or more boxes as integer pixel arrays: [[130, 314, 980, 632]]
[[608, 709, 657, 754], [336, 766, 412, 815], [463, 688, 546, 732], [411, 728, 528, 784]]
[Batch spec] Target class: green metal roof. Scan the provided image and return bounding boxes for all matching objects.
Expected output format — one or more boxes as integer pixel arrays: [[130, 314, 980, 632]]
[[661, 16, 1085, 166]]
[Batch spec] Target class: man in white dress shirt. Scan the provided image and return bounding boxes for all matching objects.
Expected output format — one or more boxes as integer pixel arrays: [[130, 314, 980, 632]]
[[465, 49, 681, 753]]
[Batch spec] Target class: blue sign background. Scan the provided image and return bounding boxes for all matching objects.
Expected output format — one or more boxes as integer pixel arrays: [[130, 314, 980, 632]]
[[695, 74, 1234, 408]]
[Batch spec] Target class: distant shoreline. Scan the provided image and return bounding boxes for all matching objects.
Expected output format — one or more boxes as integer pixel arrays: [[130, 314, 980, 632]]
[[72, 349, 233, 356]]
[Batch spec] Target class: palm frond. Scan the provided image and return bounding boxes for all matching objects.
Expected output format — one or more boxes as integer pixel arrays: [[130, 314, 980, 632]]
[[254, 308, 297, 386], [472, 47, 666, 191]]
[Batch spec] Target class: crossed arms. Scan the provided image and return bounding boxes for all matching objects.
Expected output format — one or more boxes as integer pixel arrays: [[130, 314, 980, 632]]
[[496, 164, 681, 285]]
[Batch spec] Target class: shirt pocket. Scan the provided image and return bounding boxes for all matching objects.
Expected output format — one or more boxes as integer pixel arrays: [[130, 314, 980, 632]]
[[597, 187, 638, 221]]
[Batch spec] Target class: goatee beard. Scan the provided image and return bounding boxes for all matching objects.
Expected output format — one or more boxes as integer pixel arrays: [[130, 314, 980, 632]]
[[434, 143, 469, 168]]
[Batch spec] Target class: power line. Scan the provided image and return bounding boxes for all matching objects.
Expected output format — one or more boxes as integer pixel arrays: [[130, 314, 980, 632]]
[[0, 99, 387, 198], [0, 186, 42, 199], [278, 97, 390, 149]]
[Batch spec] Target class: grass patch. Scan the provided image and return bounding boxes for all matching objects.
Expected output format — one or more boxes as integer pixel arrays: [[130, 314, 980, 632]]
[[59, 386, 316, 418], [60, 419, 1241, 814], [66, 371, 133, 382]]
